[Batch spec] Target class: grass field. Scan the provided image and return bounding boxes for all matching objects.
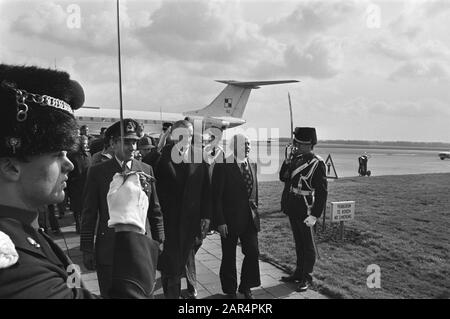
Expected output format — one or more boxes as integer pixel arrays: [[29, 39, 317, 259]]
[[258, 173, 450, 299]]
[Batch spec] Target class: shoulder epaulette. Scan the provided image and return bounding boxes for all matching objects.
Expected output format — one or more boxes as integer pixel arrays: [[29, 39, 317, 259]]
[[315, 154, 325, 162]]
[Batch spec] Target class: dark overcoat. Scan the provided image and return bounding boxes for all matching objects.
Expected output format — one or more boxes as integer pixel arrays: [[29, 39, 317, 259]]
[[155, 143, 211, 276], [67, 150, 91, 213]]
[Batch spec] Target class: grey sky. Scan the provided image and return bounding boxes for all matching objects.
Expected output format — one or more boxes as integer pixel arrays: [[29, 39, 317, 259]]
[[0, 0, 449, 142]]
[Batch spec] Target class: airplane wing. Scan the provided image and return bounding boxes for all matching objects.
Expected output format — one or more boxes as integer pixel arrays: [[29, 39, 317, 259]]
[[215, 80, 299, 89]]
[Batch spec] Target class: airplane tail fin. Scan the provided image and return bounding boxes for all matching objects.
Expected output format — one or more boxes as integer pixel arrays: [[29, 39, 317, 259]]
[[183, 80, 298, 118]]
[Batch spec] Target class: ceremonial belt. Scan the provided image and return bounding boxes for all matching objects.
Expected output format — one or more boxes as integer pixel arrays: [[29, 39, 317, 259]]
[[289, 187, 313, 196]]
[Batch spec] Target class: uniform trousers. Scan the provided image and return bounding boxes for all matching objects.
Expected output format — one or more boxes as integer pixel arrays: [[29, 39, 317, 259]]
[[288, 214, 316, 283], [97, 265, 113, 298]]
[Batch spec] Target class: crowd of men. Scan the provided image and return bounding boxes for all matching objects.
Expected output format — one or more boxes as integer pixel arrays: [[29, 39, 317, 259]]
[[0, 64, 327, 299]]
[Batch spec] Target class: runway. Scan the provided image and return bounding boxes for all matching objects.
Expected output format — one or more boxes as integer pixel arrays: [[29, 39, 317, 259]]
[[252, 143, 450, 181]]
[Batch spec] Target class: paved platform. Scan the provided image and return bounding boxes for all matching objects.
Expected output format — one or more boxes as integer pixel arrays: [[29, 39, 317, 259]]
[[53, 221, 327, 299]]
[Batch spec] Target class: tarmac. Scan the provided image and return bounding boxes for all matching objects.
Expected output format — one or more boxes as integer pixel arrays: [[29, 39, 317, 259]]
[[53, 214, 327, 299]]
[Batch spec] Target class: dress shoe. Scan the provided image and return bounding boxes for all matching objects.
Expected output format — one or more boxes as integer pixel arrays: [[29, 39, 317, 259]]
[[185, 288, 198, 299], [296, 280, 310, 292], [238, 288, 254, 299], [281, 275, 301, 283]]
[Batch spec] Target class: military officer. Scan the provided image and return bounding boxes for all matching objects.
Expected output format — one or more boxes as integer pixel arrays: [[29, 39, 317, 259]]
[[279, 127, 328, 292], [80, 118, 165, 298], [0, 64, 159, 298]]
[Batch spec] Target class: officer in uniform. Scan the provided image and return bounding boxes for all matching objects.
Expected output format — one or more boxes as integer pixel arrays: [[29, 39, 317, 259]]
[[279, 127, 328, 292], [0, 64, 160, 298], [80, 118, 164, 298]]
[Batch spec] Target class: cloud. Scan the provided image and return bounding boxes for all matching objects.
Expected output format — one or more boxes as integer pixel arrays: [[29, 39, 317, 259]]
[[135, 0, 271, 66], [389, 60, 449, 81], [422, 0, 450, 18], [261, 0, 360, 37], [254, 36, 343, 79], [341, 96, 450, 118], [9, 1, 145, 56]]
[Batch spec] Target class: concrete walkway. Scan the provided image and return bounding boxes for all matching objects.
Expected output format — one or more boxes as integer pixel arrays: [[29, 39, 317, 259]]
[[53, 221, 327, 299]]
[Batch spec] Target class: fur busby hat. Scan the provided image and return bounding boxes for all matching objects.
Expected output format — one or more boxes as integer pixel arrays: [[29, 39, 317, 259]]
[[106, 118, 141, 141], [0, 64, 84, 158], [293, 127, 317, 145]]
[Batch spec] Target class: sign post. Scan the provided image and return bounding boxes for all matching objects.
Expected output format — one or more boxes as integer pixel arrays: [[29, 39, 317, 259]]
[[331, 201, 355, 240], [325, 154, 338, 179], [322, 205, 327, 231]]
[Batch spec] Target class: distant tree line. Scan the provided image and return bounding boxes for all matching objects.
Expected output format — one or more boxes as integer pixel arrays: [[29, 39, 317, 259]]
[[276, 138, 450, 149]]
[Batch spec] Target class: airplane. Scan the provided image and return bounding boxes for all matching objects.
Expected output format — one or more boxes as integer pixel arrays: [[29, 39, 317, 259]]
[[75, 80, 298, 135], [438, 151, 450, 160]]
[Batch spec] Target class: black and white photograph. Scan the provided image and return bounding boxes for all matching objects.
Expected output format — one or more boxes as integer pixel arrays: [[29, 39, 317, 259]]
[[0, 0, 449, 302]]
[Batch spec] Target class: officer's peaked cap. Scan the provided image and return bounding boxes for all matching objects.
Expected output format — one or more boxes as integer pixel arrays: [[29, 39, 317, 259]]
[[106, 118, 140, 140]]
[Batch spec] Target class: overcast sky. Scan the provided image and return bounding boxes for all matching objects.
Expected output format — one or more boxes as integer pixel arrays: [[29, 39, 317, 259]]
[[1, 0, 449, 142]]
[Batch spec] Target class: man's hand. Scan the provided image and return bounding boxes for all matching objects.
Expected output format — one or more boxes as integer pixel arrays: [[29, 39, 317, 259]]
[[200, 219, 210, 239], [83, 252, 96, 271], [107, 172, 149, 233], [304, 216, 317, 227], [217, 224, 228, 238]]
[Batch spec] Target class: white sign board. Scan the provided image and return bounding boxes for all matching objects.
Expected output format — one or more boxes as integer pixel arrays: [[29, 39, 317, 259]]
[[331, 201, 355, 222]]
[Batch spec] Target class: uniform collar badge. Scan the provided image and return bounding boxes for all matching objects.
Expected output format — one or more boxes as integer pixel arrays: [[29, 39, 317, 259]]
[[26, 237, 41, 248]]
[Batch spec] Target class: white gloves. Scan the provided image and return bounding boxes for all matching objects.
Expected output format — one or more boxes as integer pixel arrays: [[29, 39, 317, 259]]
[[107, 172, 149, 234], [0, 231, 18, 269], [304, 215, 317, 227]]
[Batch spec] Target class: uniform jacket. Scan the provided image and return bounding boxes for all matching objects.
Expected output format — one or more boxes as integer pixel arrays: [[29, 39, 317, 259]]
[[91, 150, 113, 165], [279, 152, 328, 218], [0, 205, 157, 298], [67, 150, 92, 213], [80, 158, 164, 266], [212, 157, 260, 236], [155, 143, 211, 276]]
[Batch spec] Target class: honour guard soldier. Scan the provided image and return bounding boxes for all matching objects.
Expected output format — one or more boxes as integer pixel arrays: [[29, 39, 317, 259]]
[[0, 64, 159, 298], [279, 127, 328, 292]]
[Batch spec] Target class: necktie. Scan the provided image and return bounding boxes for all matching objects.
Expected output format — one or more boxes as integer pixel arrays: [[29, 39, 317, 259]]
[[241, 161, 253, 198]]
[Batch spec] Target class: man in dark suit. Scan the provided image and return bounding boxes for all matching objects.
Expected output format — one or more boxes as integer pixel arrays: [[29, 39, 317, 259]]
[[213, 134, 260, 299], [155, 120, 211, 299], [0, 64, 160, 298], [67, 135, 92, 233], [80, 119, 165, 298]]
